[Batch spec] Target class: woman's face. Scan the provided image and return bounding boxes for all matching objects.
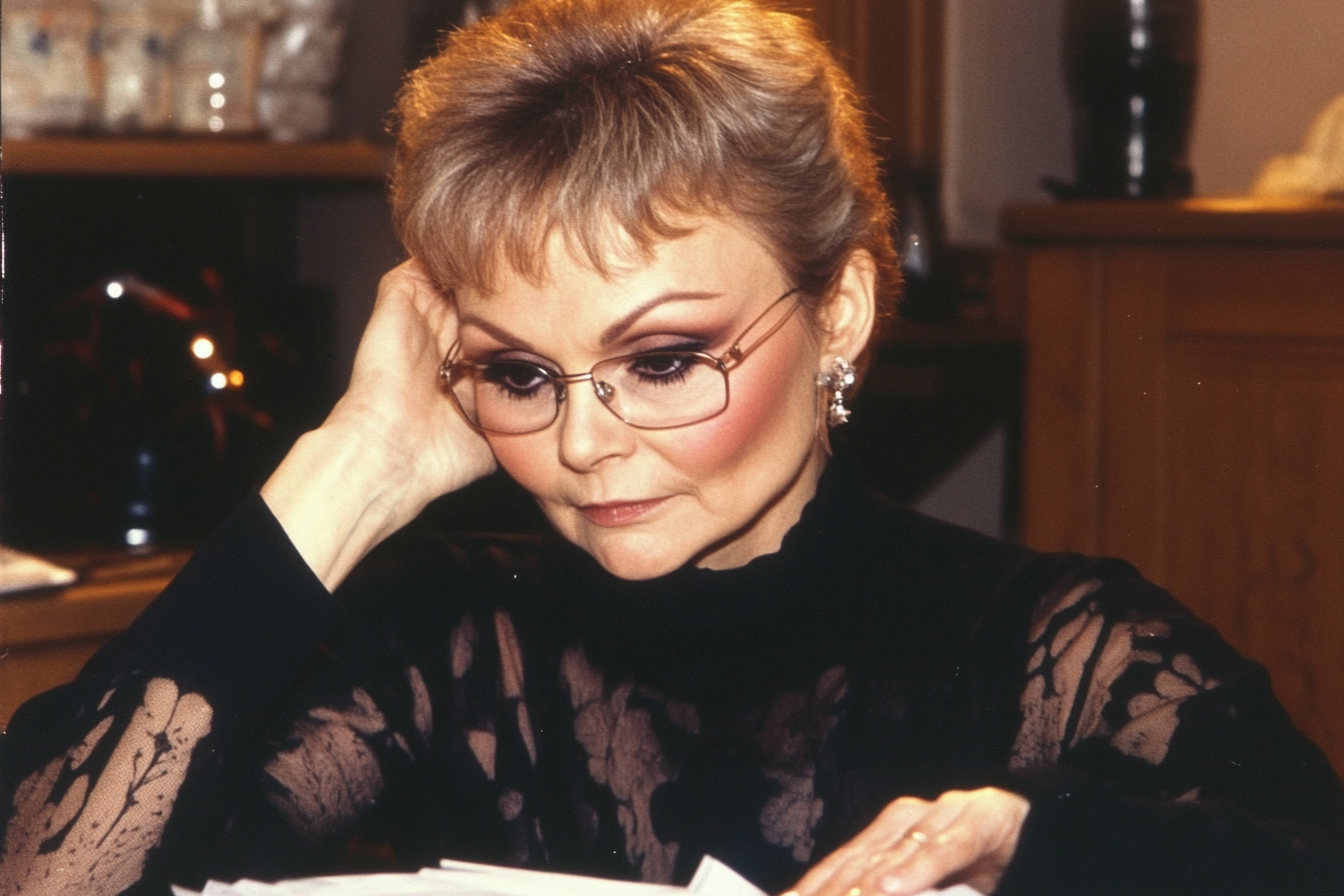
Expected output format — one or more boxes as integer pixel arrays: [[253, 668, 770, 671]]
[[453, 218, 863, 580]]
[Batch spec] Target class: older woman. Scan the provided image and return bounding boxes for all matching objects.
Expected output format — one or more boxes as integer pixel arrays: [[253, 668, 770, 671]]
[[1, 1, 1340, 894]]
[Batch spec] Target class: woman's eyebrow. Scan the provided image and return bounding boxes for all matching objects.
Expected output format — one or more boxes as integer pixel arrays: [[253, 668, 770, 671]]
[[599, 291, 723, 348], [455, 315, 542, 354], [461, 291, 725, 354]]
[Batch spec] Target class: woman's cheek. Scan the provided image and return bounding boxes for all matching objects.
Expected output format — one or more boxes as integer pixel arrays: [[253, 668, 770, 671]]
[[485, 434, 550, 496], [661, 356, 808, 476]]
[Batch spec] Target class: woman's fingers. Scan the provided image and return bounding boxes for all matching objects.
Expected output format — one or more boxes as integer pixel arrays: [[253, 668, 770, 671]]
[[318, 259, 496, 528], [784, 788, 1030, 896], [868, 794, 991, 895], [786, 796, 935, 895]]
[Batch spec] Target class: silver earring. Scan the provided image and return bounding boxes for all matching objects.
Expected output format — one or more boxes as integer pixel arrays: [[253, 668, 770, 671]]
[[816, 357, 856, 428]]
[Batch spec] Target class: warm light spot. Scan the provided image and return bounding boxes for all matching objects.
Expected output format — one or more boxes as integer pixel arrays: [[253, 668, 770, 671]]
[[209, 92, 226, 109], [125, 528, 150, 547], [191, 337, 215, 359], [209, 372, 227, 390], [105, 280, 125, 299], [228, 369, 245, 387], [208, 72, 225, 89], [208, 115, 225, 132]]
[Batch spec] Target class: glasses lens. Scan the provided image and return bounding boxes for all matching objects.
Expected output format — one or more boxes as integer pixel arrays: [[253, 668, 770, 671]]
[[454, 361, 558, 433], [593, 352, 727, 428]]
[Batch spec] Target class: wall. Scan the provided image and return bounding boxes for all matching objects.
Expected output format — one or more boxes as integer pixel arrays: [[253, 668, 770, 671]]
[[1192, 0, 1344, 195], [941, 0, 1071, 246], [941, 0, 1344, 245]]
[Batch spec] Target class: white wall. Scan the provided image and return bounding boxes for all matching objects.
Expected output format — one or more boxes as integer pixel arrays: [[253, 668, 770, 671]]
[[1191, 0, 1344, 196], [941, 0, 1071, 245], [941, 0, 1344, 244]]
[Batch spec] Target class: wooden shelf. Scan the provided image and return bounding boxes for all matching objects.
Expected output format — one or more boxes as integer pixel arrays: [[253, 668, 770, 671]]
[[1000, 198, 1344, 245], [1, 137, 391, 180]]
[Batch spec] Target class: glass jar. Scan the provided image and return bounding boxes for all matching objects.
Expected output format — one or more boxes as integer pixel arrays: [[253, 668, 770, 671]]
[[256, 0, 348, 141], [0, 0, 99, 136], [171, 0, 274, 134], [98, 0, 177, 133]]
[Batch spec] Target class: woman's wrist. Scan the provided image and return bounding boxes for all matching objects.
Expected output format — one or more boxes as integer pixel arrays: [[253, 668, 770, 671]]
[[260, 420, 425, 592]]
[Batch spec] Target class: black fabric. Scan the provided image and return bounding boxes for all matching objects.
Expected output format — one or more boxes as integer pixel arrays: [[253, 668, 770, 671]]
[[1, 456, 1341, 895]]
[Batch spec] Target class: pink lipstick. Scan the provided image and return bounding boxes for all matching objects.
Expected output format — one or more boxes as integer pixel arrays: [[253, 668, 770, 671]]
[[579, 498, 669, 527]]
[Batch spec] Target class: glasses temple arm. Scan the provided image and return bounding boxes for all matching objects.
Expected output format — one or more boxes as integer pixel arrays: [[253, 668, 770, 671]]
[[722, 288, 802, 369]]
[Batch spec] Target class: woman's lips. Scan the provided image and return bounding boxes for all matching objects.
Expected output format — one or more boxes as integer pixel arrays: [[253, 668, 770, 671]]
[[579, 498, 669, 527]]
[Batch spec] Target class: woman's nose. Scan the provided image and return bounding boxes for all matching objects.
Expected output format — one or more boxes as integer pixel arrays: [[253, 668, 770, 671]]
[[555, 379, 635, 471]]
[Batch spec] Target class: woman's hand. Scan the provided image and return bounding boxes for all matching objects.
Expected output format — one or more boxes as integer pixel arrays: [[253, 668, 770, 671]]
[[326, 260, 495, 496], [262, 261, 495, 590], [785, 788, 1030, 896]]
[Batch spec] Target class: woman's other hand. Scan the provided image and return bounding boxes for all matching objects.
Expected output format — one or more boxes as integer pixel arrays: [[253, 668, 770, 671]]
[[785, 788, 1030, 896], [262, 261, 495, 590]]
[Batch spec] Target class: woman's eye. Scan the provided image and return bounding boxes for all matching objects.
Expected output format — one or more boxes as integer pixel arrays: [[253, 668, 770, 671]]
[[628, 352, 697, 383], [483, 362, 551, 396]]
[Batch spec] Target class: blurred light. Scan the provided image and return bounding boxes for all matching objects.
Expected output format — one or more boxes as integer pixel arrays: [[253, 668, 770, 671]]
[[105, 280, 125, 299], [125, 528, 150, 547], [208, 115, 225, 132], [192, 336, 215, 359], [228, 369, 245, 387], [208, 72, 225, 89], [209, 372, 227, 390], [210, 92, 226, 109]]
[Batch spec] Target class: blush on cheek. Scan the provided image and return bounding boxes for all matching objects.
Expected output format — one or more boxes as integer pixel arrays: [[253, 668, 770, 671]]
[[485, 434, 549, 496], [666, 351, 806, 476]]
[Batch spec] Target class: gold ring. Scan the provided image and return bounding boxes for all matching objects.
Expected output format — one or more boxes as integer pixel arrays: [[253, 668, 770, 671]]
[[907, 829, 929, 845]]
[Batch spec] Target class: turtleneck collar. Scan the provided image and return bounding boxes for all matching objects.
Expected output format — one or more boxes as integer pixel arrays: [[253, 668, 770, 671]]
[[561, 452, 882, 702]]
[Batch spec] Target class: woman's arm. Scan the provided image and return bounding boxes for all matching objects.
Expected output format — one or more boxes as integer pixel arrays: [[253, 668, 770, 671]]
[[788, 560, 1344, 896], [0, 496, 339, 894], [263, 260, 495, 590], [0, 262, 496, 892]]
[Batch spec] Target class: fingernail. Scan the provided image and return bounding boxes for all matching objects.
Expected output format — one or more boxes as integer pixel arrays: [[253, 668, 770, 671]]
[[879, 876, 904, 894]]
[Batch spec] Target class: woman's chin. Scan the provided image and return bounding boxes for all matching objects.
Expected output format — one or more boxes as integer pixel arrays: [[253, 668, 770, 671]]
[[591, 542, 690, 581], [568, 527, 695, 581]]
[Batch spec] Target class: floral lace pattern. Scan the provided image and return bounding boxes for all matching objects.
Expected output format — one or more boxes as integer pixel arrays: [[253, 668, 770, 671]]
[[0, 678, 212, 896], [1012, 579, 1220, 770]]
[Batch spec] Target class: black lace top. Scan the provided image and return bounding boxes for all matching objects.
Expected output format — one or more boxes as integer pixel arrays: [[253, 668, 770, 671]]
[[1, 458, 1341, 895]]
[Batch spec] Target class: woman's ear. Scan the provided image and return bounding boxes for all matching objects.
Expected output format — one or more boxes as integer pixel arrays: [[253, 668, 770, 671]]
[[819, 250, 878, 362]]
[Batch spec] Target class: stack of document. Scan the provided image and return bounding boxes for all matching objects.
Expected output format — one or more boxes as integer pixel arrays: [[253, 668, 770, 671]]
[[172, 857, 981, 896], [172, 856, 766, 896]]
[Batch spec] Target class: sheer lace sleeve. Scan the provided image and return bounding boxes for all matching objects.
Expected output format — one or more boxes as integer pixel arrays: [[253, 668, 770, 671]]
[[996, 560, 1344, 895], [0, 495, 341, 894]]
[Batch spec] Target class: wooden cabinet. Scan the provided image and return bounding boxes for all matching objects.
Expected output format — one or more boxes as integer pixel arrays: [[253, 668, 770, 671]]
[[0, 552, 189, 727], [1003, 198, 1344, 775]]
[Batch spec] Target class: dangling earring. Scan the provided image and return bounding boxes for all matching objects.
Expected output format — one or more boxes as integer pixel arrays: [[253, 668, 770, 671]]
[[816, 357, 856, 428]]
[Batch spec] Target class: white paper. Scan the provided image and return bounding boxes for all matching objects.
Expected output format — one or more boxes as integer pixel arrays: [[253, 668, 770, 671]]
[[174, 857, 980, 896], [174, 856, 757, 896], [0, 545, 76, 595]]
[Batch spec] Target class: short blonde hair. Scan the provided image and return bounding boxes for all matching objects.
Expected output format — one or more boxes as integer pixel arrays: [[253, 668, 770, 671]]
[[391, 0, 898, 343]]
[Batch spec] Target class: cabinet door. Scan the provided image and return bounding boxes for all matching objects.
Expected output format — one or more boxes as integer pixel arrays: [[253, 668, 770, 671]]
[[1023, 242, 1344, 775]]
